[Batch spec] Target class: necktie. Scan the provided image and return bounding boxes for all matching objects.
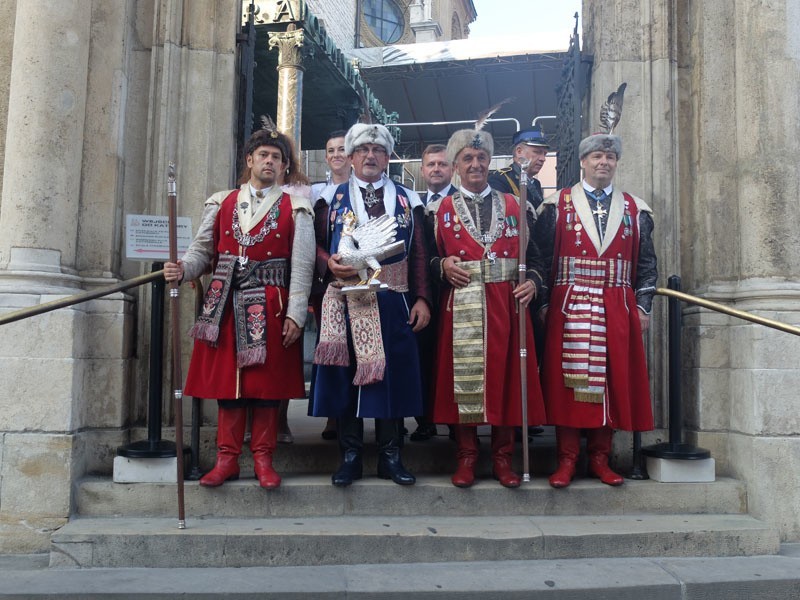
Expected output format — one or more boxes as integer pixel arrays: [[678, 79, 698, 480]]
[[592, 189, 605, 200], [255, 190, 264, 198], [429, 193, 441, 203]]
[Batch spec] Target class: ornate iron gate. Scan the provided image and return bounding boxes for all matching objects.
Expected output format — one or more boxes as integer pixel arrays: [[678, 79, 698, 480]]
[[555, 13, 591, 190]]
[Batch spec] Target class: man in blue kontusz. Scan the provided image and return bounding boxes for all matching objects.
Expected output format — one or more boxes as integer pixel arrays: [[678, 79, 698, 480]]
[[310, 123, 432, 487]]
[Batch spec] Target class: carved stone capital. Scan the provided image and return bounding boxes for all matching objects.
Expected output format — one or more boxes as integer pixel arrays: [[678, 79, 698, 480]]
[[268, 28, 305, 69]]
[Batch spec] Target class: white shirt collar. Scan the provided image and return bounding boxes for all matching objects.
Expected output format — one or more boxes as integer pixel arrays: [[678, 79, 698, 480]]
[[353, 174, 385, 190], [248, 183, 276, 197], [582, 180, 613, 196], [459, 184, 492, 198]]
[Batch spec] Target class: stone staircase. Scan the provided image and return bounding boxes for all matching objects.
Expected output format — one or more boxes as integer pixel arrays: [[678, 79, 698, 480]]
[[49, 406, 782, 571]]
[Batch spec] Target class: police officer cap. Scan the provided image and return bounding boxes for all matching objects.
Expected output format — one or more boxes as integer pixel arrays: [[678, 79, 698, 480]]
[[513, 126, 549, 149]]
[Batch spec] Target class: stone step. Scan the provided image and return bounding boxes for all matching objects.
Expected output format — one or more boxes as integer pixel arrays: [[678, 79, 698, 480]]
[[76, 476, 747, 518], [49, 513, 780, 569], [6, 547, 800, 599]]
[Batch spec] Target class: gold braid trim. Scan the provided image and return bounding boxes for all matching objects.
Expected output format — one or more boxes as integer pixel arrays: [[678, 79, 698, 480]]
[[451, 258, 518, 423]]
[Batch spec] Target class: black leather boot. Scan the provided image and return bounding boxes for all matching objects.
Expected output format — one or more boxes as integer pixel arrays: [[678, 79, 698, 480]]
[[376, 418, 415, 485], [332, 412, 363, 487]]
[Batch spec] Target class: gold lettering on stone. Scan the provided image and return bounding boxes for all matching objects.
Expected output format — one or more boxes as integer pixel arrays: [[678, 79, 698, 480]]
[[272, 0, 297, 23]]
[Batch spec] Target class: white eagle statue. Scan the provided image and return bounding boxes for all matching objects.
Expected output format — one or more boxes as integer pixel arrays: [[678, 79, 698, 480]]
[[338, 211, 405, 287]]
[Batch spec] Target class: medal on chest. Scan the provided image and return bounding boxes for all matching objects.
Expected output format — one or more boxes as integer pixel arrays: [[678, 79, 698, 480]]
[[623, 199, 632, 239], [563, 193, 582, 246], [395, 195, 411, 229], [504, 215, 519, 238]]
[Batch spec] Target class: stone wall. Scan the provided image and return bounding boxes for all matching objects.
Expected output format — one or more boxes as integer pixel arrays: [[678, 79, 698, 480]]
[[585, 0, 800, 540], [305, 0, 356, 51], [679, 0, 800, 541], [0, 0, 239, 553]]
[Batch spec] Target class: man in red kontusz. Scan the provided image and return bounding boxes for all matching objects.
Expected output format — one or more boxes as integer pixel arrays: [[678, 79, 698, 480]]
[[164, 127, 314, 489], [426, 127, 547, 488], [535, 131, 657, 488]]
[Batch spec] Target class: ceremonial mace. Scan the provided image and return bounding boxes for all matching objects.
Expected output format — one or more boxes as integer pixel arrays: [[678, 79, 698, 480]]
[[167, 163, 187, 529], [518, 160, 532, 483]]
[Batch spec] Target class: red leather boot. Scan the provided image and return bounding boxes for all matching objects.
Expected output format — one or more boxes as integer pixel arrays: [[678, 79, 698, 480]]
[[491, 426, 521, 488], [200, 406, 246, 487], [451, 425, 479, 488], [251, 406, 281, 489], [587, 427, 624, 486], [549, 426, 581, 488]]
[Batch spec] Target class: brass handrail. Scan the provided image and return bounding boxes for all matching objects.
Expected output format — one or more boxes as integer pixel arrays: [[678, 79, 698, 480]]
[[656, 287, 800, 337], [0, 270, 164, 326]]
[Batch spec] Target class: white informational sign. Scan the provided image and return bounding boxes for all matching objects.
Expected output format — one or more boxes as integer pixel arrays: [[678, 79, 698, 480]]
[[125, 214, 193, 262]]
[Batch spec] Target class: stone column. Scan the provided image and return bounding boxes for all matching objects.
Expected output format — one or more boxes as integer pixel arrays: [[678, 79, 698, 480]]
[[0, 0, 17, 202], [268, 25, 305, 148], [0, 0, 91, 290], [0, 0, 92, 554], [679, 0, 800, 540], [587, 0, 800, 540]]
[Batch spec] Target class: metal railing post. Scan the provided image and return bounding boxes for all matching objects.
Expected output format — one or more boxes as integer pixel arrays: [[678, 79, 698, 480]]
[[117, 262, 179, 459], [642, 275, 710, 460], [629, 431, 647, 479], [187, 282, 206, 481]]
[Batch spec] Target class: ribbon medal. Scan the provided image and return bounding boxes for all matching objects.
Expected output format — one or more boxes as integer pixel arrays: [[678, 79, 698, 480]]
[[504, 215, 519, 237], [624, 202, 633, 235]]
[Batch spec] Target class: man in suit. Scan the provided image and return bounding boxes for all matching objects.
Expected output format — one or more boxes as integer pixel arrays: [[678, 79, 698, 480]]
[[420, 144, 458, 206], [410, 144, 459, 441]]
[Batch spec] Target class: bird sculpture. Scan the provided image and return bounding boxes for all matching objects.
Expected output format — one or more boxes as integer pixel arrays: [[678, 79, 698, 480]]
[[338, 211, 405, 287], [599, 82, 627, 134]]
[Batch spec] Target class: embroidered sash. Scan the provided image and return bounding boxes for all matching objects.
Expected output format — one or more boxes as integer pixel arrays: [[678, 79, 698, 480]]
[[314, 260, 408, 386], [556, 257, 630, 403], [451, 258, 518, 423], [190, 256, 288, 368]]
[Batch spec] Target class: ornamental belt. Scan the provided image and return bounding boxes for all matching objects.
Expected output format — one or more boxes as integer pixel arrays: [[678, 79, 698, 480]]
[[234, 257, 289, 289], [452, 257, 518, 423], [554, 256, 632, 288], [376, 260, 409, 292]]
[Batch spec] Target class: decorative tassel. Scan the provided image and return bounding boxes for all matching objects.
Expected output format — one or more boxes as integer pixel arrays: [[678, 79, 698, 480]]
[[188, 322, 220, 344], [237, 346, 267, 368], [352, 359, 386, 386], [563, 373, 589, 388], [313, 341, 350, 367], [574, 390, 604, 404]]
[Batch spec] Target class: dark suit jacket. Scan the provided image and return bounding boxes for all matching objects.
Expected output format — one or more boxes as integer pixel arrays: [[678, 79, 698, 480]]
[[421, 184, 458, 206]]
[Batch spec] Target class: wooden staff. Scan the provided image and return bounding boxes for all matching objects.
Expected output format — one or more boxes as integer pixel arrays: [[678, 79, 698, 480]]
[[167, 162, 187, 529], [518, 160, 531, 483]]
